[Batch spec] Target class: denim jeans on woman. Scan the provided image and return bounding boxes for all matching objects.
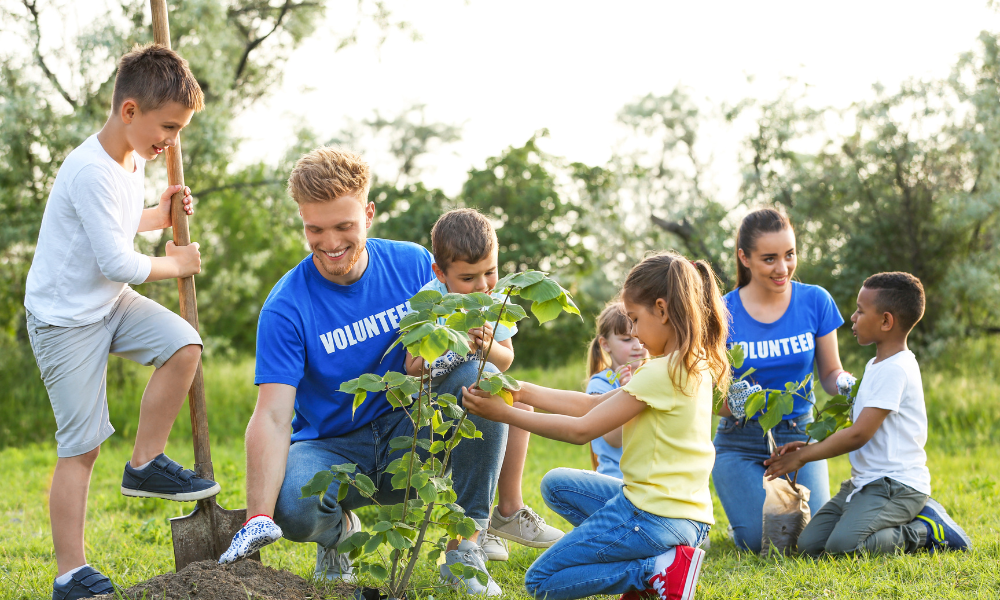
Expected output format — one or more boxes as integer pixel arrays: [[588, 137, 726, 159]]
[[273, 360, 508, 548], [712, 413, 830, 553], [525, 468, 709, 600]]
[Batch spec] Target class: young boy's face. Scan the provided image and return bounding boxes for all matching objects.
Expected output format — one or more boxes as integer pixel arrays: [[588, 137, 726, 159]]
[[433, 248, 499, 294], [851, 286, 889, 345], [122, 100, 194, 161]]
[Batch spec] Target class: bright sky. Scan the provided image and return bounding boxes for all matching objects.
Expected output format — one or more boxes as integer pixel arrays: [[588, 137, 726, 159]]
[[235, 0, 1000, 199]]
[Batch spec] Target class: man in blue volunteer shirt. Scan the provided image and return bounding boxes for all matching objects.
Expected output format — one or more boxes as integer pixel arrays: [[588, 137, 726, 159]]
[[219, 148, 507, 596]]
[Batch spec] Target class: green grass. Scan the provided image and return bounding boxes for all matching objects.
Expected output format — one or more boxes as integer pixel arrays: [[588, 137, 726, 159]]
[[1, 339, 999, 599]]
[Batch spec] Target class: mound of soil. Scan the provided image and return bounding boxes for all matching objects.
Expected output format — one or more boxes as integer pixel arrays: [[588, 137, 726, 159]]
[[92, 559, 354, 600]]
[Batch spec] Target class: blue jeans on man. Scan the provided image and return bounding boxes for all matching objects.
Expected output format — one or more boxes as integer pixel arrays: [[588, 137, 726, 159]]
[[274, 360, 508, 546]]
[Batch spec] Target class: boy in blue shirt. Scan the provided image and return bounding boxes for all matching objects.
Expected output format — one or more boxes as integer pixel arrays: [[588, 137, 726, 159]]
[[407, 209, 564, 563], [24, 44, 218, 600], [765, 272, 971, 555]]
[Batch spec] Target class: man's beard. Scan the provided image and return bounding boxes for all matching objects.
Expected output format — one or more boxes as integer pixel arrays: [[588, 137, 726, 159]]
[[313, 241, 366, 279]]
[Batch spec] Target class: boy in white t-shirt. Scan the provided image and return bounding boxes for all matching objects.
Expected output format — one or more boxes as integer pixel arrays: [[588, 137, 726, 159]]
[[25, 45, 220, 600], [764, 272, 971, 555]]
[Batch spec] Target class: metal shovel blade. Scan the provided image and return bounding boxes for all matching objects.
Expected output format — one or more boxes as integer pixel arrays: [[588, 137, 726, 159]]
[[170, 497, 259, 570]]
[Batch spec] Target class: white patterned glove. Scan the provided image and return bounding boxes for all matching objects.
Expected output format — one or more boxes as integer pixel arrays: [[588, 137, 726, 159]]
[[727, 380, 763, 420], [836, 371, 857, 397], [219, 515, 283, 564]]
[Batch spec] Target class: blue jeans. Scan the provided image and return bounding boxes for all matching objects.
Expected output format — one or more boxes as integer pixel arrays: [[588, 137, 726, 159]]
[[712, 414, 830, 553], [273, 360, 508, 548], [525, 468, 709, 600]]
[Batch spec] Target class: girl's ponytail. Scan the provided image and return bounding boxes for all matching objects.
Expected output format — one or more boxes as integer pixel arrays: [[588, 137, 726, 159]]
[[588, 336, 608, 378], [691, 260, 732, 392]]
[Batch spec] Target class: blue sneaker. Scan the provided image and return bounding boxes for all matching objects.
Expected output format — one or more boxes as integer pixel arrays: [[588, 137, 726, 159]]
[[52, 566, 114, 600], [914, 498, 971, 552], [121, 453, 221, 501]]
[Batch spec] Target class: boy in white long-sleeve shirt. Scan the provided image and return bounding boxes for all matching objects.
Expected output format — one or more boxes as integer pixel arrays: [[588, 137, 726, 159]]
[[24, 44, 220, 600]]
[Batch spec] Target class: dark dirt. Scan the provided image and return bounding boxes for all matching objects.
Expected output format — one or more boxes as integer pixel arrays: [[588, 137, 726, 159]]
[[90, 559, 355, 600]]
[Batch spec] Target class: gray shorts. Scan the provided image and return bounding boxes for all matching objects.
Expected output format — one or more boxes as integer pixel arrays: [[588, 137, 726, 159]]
[[26, 287, 202, 457]]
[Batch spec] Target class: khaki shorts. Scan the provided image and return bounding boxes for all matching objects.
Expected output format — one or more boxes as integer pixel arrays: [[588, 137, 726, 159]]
[[26, 287, 202, 457]]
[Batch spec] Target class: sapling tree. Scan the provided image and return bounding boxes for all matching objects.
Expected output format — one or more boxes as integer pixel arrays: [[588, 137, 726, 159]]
[[301, 271, 579, 597]]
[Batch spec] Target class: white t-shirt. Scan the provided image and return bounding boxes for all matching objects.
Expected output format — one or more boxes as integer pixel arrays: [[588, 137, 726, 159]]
[[847, 350, 931, 501], [25, 134, 151, 327]]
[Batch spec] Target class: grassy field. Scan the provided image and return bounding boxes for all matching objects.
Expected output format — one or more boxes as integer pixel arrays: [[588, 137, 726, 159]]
[[1, 339, 998, 599]]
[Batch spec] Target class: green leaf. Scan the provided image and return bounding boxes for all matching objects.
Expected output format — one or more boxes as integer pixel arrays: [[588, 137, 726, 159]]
[[498, 373, 521, 391], [385, 387, 406, 408], [338, 378, 361, 393], [299, 470, 335, 499], [738, 366, 756, 381], [531, 297, 563, 323], [368, 564, 389, 581], [448, 563, 466, 577], [363, 532, 384, 555], [457, 517, 478, 538], [806, 415, 839, 442], [337, 481, 349, 502], [386, 529, 413, 550], [757, 395, 785, 434], [409, 289, 443, 311], [419, 482, 438, 503], [358, 373, 384, 392], [557, 291, 582, 317], [507, 271, 546, 289], [338, 530, 369, 554], [330, 463, 358, 474], [382, 371, 408, 387], [727, 344, 745, 369], [478, 375, 503, 395], [410, 471, 430, 491], [354, 473, 377, 497], [400, 322, 435, 347], [475, 570, 489, 586], [352, 391, 367, 418], [744, 390, 766, 418], [391, 468, 409, 490], [461, 292, 495, 309], [500, 302, 528, 322], [372, 521, 393, 532], [418, 328, 452, 362], [519, 279, 561, 302], [389, 436, 414, 450], [773, 392, 795, 418], [429, 440, 446, 454], [398, 310, 433, 330]]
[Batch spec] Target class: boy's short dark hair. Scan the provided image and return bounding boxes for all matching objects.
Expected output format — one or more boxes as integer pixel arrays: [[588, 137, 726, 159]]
[[430, 209, 497, 271], [112, 44, 204, 113], [862, 272, 926, 332]]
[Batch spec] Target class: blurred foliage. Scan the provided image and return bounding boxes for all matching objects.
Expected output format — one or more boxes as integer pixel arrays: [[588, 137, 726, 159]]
[[1, 0, 998, 376]]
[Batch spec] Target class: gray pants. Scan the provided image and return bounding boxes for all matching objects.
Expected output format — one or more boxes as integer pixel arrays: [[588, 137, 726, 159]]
[[798, 478, 928, 557]]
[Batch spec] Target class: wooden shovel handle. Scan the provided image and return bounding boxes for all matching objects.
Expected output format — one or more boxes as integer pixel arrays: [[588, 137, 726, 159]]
[[150, 0, 214, 481]]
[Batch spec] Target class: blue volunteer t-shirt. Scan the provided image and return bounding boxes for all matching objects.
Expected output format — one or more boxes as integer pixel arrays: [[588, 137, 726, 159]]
[[255, 239, 435, 441], [724, 282, 844, 419], [586, 370, 624, 479]]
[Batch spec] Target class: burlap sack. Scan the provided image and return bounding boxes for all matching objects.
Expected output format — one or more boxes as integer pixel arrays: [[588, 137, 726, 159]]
[[760, 476, 811, 557]]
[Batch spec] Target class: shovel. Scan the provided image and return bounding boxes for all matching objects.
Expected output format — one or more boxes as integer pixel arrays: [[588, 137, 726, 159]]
[[149, 0, 258, 570]]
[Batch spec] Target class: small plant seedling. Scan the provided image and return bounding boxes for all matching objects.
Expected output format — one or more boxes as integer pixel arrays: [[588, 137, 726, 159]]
[[301, 271, 580, 598]]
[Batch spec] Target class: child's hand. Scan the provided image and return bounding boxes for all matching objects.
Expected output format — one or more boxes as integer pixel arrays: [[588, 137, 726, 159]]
[[156, 184, 194, 229], [615, 364, 633, 386], [166, 240, 201, 277], [468, 322, 495, 351], [462, 385, 510, 421], [763, 441, 809, 480]]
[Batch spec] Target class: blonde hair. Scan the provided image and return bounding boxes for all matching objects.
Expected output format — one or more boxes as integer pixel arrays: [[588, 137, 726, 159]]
[[622, 253, 731, 394], [587, 302, 632, 377], [288, 147, 371, 204], [112, 44, 204, 112], [430, 208, 498, 271]]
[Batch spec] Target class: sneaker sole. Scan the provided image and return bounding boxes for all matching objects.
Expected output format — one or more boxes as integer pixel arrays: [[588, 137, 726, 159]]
[[483, 551, 509, 562], [121, 482, 221, 502], [680, 547, 705, 600], [487, 527, 561, 548]]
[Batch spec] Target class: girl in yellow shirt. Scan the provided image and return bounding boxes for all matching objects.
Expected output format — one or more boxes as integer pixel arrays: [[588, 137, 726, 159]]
[[464, 252, 730, 600]]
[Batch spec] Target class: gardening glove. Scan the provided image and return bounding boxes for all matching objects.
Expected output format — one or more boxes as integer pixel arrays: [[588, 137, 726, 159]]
[[836, 371, 857, 397], [727, 380, 762, 420], [219, 515, 283, 564]]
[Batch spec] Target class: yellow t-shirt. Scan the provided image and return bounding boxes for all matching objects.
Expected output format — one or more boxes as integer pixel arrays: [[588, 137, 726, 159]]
[[620, 352, 715, 524]]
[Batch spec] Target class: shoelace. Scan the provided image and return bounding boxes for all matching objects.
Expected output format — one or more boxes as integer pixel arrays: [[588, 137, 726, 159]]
[[517, 506, 547, 533], [649, 573, 668, 598]]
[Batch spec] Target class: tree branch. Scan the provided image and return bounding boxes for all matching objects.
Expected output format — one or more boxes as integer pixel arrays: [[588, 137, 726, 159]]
[[651, 213, 731, 288], [232, 1, 321, 88], [193, 179, 285, 198], [21, 0, 76, 108]]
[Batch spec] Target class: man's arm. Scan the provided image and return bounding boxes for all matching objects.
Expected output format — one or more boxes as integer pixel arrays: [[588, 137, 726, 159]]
[[764, 407, 891, 479], [245, 383, 296, 517]]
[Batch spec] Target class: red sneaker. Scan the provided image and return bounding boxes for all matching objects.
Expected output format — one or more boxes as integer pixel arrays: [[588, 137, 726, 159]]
[[648, 545, 705, 600], [619, 589, 657, 600]]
